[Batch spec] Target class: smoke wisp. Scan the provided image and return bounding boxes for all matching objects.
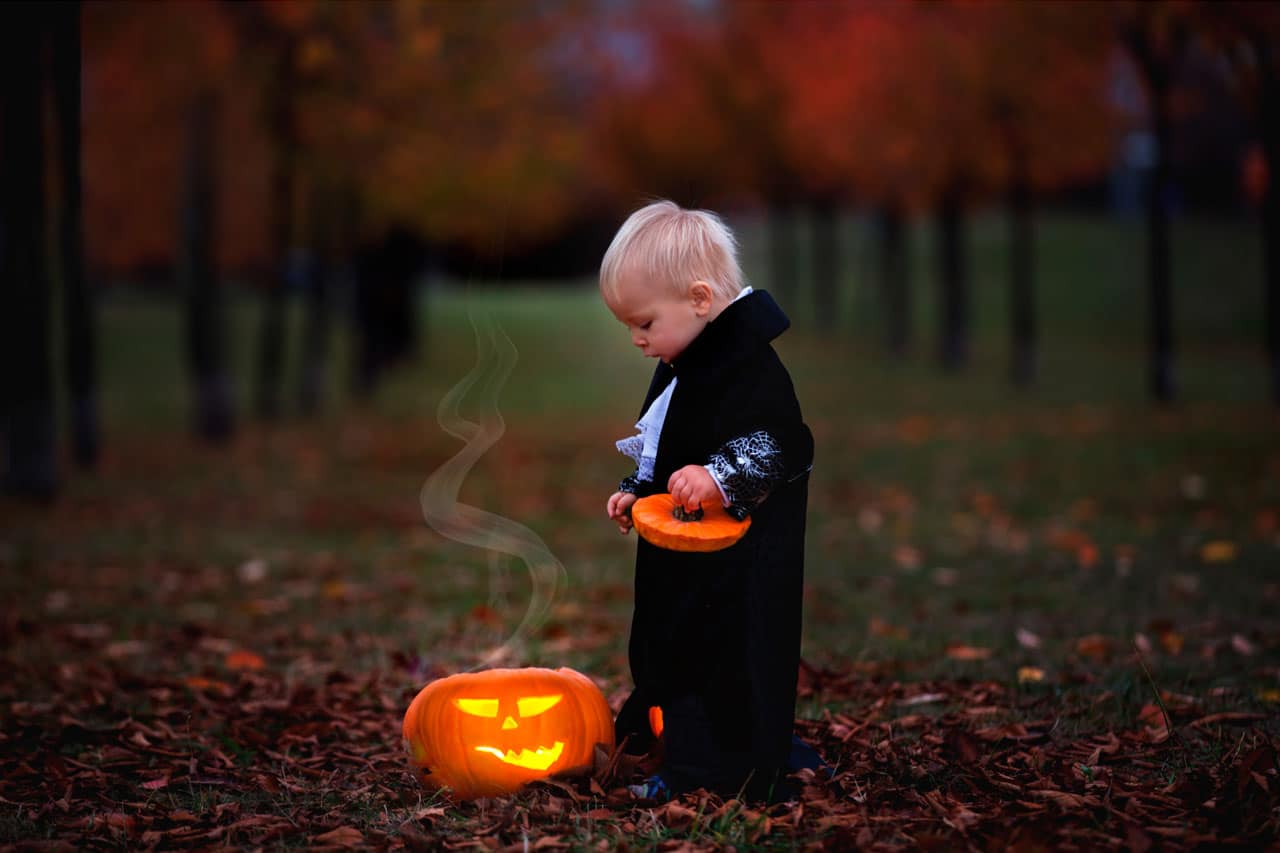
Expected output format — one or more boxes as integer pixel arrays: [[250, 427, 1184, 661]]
[[419, 310, 567, 668]]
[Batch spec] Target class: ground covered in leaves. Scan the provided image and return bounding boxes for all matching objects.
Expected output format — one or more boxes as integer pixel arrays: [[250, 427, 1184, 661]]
[[1, 622, 1276, 850], [3, 280, 1280, 848], [3, 410, 1277, 851]]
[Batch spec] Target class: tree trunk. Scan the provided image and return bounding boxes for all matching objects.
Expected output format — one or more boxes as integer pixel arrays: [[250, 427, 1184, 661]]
[[768, 202, 798, 307], [877, 203, 910, 357], [255, 38, 297, 420], [810, 197, 839, 332], [298, 181, 333, 415], [52, 0, 99, 467], [936, 186, 970, 371], [1259, 42, 1280, 406], [0, 2, 57, 500], [1145, 82, 1176, 403], [180, 91, 234, 443], [1125, 17, 1181, 403], [1007, 143, 1037, 388]]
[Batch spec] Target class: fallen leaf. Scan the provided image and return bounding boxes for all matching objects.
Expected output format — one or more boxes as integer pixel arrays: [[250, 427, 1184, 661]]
[[1076, 542, 1099, 569], [658, 802, 697, 829], [893, 544, 922, 571], [104, 640, 148, 659], [869, 616, 909, 640], [1190, 711, 1268, 729], [224, 650, 266, 671], [1074, 634, 1112, 662], [237, 558, 268, 583], [1137, 703, 1166, 728], [68, 623, 111, 642], [1256, 508, 1278, 537], [1017, 667, 1045, 684], [1237, 745, 1277, 799], [1137, 703, 1170, 743], [1200, 541, 1237, 563], [322, 580, 352, 601], [1031, 789, 1101, 810], [1157, 630, 1184, 655], [946, 644, 993, 661], [183, 676, 231, 694], [313, 826, 364, 848], [467, 603, 503, 625], [946, 729, 983, 763]]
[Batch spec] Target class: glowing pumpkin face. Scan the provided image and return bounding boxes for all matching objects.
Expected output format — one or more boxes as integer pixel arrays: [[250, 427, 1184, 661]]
[[403, 667, 615, 799]]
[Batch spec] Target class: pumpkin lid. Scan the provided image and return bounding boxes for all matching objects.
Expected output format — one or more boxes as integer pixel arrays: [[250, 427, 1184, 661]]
[[630, 493, 751, 552]]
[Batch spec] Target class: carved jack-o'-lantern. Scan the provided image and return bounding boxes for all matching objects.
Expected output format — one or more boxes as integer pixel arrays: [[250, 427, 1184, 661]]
[[403, 666, 614, 799]]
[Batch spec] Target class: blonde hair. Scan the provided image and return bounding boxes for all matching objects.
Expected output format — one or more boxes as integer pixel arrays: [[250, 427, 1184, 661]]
[[599, 200, 743, 303]]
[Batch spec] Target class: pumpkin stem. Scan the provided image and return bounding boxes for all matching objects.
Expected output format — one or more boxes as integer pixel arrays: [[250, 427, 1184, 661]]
[[672, 504, 704, 522]]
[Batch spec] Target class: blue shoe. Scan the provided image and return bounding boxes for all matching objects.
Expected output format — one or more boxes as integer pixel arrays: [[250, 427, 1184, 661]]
[[790, 735, 834, 779], [627, 774, 671, 801]]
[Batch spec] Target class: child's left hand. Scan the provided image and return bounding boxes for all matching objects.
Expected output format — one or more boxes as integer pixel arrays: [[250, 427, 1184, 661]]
[[667, 465, 721, 511]]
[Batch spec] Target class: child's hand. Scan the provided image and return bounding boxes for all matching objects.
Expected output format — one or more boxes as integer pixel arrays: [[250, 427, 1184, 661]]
[[607, 491, 637, 534], [667, 465, 721, 512]]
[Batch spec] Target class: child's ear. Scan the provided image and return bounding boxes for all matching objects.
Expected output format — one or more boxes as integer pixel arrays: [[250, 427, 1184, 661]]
[[690, 281, 713, 316]]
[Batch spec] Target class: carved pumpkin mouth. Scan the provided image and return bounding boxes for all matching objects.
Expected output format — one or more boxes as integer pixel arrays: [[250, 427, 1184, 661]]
[[473, 741, 565, 770]]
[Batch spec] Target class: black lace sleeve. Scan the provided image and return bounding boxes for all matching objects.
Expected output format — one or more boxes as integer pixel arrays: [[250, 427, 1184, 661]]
[[705, 430, 787, 521], [618, 472, 643, 495]]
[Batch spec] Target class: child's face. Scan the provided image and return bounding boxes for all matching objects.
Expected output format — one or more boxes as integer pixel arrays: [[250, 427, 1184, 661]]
[[606, 278, 711, 364]]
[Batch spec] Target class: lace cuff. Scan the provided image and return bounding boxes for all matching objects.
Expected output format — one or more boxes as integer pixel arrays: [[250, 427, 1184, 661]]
[[705, 431, 786, 521]]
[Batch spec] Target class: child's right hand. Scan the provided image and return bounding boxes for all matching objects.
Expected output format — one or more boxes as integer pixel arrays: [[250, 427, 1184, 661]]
[[607, 491, 637, 534]]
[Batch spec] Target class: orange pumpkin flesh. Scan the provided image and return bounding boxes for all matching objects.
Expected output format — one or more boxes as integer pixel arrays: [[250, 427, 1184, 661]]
[[631, 493, 751, 552], [648, 705, 664, 738], [403, 667, 614, 799]]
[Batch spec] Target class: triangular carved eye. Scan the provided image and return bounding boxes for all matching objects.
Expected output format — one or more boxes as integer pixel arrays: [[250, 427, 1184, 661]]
[[516, 695, 562, 717], [455, 698, 499, 717]]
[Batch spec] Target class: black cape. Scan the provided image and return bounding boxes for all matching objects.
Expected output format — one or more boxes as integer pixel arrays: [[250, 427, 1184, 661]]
[[614, 290, 814, 800]]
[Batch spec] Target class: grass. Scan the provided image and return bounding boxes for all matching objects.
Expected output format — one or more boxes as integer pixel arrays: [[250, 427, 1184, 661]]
[[14, 209, 1280, 681], [1, 209, 1278, 847]]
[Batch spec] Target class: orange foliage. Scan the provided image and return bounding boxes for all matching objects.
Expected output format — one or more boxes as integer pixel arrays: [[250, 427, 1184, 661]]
[[83, 1, 1123, 274], [590, 0, 1117, 216], [84, 1, 270, 274], [758, 0, 1115, 209], [84, 1, 595, 274]]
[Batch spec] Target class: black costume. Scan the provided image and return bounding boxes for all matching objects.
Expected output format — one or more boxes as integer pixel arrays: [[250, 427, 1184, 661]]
[[614, 290, 814, 801]]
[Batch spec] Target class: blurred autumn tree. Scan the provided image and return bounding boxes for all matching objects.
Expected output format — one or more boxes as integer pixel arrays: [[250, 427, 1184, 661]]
[[1120, 2, 1189, 403], [728, 1, 1112, 379], [2, 1, 95, 500], [1198, 1, 1280, 405], [1, 3, 56, 498], [592, 1, 1113, 379], [74, 0, 1271, 422], [588, 1, 816, 312], [52, 3, 99, 468], [84, 0, 596, 419], [85, 0, 259, 438]]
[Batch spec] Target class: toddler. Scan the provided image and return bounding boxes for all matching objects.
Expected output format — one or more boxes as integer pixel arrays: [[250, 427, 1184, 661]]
[[601, 200, 818, 801]]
